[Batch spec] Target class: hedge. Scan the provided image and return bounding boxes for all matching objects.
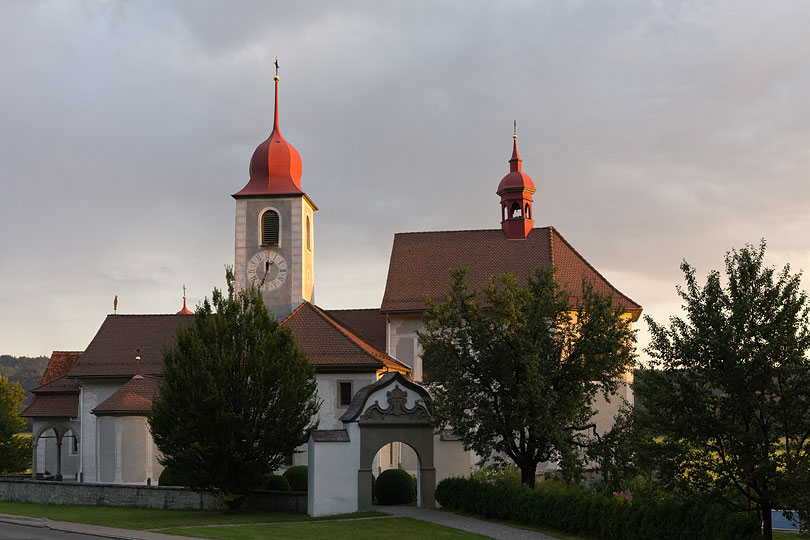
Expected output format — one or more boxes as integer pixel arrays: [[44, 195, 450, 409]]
[[157, 466, 183, 487], [435, 477, 762, 540]]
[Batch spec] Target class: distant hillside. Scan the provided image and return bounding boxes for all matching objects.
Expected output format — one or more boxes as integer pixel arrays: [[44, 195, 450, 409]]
[[0, 354, 49, 406]]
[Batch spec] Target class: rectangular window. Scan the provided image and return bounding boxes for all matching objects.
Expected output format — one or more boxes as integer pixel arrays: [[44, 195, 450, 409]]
[[338, 382, 353, 407], [69, 434, 78, 455]]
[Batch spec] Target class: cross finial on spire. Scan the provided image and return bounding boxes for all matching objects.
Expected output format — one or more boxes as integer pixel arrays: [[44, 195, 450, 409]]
[[182, 284, 187, 298], [513, 120, 517, 139], [274, 56, 280, 81]]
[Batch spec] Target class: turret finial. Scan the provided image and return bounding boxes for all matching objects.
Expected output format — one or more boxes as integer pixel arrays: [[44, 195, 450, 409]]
[[134, 347, 142, 377]]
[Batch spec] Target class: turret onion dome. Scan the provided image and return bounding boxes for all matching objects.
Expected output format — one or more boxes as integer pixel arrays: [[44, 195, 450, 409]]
[[496, 136, 536, 195], [233, 75, 303, 197]]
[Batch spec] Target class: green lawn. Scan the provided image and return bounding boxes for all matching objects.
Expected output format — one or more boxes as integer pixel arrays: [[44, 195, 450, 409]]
[[0, 501, 380, 529], [0, 502, 489, 540], [162, 518, 490, 539]]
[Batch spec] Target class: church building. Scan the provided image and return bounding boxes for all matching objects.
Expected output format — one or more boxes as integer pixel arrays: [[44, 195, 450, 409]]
[[23, 72, 641, 484]]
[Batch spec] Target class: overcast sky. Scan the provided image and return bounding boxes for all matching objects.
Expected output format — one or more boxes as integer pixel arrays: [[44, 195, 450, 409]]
[[2, 1, 810, 359]]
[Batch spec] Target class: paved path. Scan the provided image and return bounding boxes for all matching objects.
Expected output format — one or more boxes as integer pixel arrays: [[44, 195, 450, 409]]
[[0, 515, 200, 540], [374, 505, 559, 540]]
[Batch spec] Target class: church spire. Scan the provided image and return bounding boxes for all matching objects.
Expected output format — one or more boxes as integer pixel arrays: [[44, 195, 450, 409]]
[[233, 56, 304, 198], [497, 123, 536, 240], [273, 56, 280, 133]]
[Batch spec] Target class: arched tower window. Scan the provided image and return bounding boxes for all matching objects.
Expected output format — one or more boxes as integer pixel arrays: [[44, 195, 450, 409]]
[[510, 202, 522, 218], [525, 203, 531, 220], [306, 216, 312, 251], [261, 209, 280, 246], [503, 205, 508, 221]]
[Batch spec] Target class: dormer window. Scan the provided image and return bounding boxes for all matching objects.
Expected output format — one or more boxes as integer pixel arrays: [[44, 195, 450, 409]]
[[261, 209, 280, 246]]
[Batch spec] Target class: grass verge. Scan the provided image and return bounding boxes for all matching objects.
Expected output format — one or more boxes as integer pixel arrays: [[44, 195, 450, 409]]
[[773, 531, 801, 539], [0, 501, 381, 530], [160, 517, 489, 540]]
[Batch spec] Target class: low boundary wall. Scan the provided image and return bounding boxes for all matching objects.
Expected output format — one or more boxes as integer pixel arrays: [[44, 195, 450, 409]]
[[0, 477, 306, 513]]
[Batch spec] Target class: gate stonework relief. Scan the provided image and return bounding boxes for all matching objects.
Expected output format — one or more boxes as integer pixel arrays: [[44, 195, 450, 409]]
[[308, 372, 466, 517]]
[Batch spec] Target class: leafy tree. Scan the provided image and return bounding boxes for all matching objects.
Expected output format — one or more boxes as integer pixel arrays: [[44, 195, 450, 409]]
[[640, 241, 810, 540], [420, 267, 636, 487], [148, 269, 320, 509], [0, 375, 32, 474], [585, 404, 639, 493]]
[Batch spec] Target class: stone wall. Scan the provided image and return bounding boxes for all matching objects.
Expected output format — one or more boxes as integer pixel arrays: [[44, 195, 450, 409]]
[[0, 477, 306, 513]]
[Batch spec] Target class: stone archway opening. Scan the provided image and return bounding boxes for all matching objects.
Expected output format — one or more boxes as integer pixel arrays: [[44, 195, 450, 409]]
[[32, 423, 77, 480], [372, 440, 424, 506]]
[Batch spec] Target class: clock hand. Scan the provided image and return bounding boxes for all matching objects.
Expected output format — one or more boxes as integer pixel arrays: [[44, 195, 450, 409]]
[[260, 260, 273, 286]]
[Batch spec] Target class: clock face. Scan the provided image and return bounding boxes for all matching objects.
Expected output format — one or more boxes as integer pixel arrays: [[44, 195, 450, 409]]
[[247, 251, 288, 291]]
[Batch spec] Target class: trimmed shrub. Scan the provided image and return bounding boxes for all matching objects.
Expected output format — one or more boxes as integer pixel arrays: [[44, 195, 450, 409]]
[[263, 473, 291, 491], [158, 466, 183, 487], [283, 465, 308, 492], [376, 469, 415, 505], [435, 477, 762, 540]]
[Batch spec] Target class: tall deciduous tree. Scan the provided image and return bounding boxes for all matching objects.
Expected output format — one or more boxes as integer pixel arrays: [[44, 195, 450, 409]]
[[420, 267, 636, 487], [0, 375, 31, 474], [640, 241, 810, 540], [148, 269, 319, 509]]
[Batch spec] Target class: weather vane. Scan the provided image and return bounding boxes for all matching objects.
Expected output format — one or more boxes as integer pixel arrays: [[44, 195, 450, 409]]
[[274, 56, 280, 79], [113, 294, 118, 314]]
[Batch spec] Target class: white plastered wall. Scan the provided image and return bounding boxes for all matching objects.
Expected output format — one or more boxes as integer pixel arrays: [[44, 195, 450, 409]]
[[291, 372, 377, 467], [78, 380, 122, 483], [307, 422, 360, 517]]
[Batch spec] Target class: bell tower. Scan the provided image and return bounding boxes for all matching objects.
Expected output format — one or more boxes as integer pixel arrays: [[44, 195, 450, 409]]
[[496, 129, 536, 240], [232, 61, 317, 321]]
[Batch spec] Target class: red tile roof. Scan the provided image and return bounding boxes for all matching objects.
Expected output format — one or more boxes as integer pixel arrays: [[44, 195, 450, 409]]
[[92, 375, 161, 416], [20, 393, 79, 418], [30, 374, 79, 394], [40, 351, 82, 385], [68, 314, 194, 378], [380, 227, 642, 320], [282, 303, 409, 374], [22, 373, 79, 418], [324, 308, 387, 352]]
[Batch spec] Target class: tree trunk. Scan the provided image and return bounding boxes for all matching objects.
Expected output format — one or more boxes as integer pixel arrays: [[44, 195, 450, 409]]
[[520, 463, 536, 488], [762, 501, 772, 540]]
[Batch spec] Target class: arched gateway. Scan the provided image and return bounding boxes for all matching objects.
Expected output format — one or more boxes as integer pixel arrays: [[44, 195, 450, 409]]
[[308, 372, 466, 517]]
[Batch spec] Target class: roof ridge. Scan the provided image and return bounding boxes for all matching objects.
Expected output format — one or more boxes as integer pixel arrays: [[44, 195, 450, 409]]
[[324, 307, 380, 313], [394, 227, 551, 237], [549, 228, 641, 309], [104, 313, 195, 318]]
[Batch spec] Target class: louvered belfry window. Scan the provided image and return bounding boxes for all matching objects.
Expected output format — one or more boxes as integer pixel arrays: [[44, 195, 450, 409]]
[[261, 210, 280, 246]]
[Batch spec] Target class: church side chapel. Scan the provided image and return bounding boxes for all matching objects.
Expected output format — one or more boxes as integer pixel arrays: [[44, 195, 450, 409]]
[[23, 65, 641, 487]]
